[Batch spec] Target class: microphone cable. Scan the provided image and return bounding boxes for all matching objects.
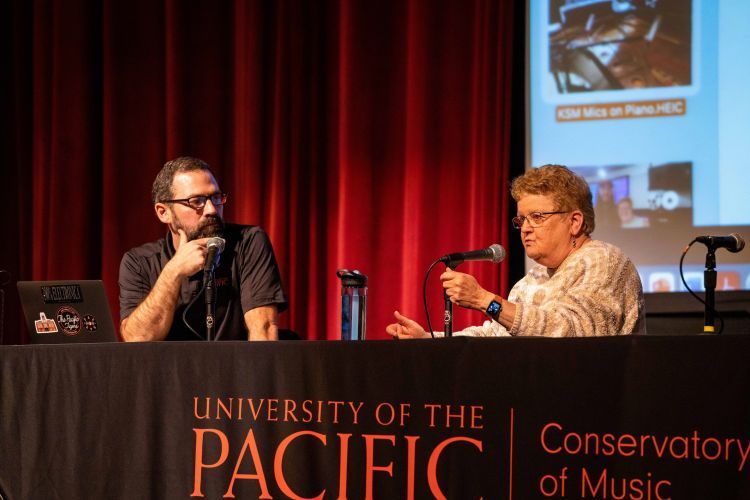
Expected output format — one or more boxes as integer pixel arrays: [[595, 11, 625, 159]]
[[679, 239, 724, 335], [422, 258, 443, 338], [182, 279, 208, 340]]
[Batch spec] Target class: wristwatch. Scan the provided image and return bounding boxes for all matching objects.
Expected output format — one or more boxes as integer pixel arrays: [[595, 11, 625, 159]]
[[485, 299, 502, 320]]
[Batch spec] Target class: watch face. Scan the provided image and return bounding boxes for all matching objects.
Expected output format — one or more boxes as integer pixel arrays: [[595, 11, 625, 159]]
[[487, 300, 501, 316]]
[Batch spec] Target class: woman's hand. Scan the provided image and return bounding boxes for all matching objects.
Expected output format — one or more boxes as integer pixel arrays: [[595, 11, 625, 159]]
[[385, 311, 430, 339], [440, 268, 495, 311]]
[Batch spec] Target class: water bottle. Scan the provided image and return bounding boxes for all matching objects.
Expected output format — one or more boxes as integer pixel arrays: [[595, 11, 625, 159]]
[[336, 269, 367, 340]]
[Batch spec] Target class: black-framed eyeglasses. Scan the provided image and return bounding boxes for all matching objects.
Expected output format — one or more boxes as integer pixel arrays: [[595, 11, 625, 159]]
[[512, 211, 567, 229], [161, 192, 228, 210]]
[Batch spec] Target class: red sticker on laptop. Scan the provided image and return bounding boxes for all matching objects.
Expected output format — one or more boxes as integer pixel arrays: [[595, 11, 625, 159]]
[[34, 312, 58, 334], [56, 306, 82, 336]]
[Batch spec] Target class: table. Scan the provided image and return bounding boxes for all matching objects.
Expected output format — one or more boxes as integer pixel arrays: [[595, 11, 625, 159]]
[[2, 336, 749, 499]]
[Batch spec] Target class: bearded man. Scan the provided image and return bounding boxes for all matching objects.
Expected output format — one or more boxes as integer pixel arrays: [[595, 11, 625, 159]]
[[119, 157, 287, 341]]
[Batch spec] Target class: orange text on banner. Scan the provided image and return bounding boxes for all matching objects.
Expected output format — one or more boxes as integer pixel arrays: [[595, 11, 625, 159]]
[[556, 99, 686, 122]]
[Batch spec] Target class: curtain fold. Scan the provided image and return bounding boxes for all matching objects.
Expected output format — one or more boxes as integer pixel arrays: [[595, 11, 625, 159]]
[[2, 0, 515, 343]]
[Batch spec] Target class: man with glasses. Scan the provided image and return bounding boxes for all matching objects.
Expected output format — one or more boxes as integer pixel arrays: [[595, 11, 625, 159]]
[[119, 156, 287, 341], [387, 165, 645, 338]]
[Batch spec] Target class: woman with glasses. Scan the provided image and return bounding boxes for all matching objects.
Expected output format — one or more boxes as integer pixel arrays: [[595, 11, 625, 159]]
[[387, 165, 645, 338]]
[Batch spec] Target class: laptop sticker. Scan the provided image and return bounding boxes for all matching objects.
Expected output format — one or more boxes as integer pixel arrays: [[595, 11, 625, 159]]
[[34, 312, 58, 334], [83, 314, 98, 331], [56, 306, 82, 336]]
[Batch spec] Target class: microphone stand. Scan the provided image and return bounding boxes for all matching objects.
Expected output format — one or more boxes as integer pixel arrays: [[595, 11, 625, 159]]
[[204, 267, 216, 341], [443, 289, 453, 337], [443, 259, 463, 337], [703, 249, 717, 334], [433, 247, 503, 339]]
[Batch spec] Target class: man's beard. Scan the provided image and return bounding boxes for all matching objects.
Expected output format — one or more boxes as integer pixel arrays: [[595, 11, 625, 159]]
[[172, 213, 225, 240]]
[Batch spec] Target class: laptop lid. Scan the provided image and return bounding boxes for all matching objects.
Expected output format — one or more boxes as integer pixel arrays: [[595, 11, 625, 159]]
[[17, 280, 118, 344]]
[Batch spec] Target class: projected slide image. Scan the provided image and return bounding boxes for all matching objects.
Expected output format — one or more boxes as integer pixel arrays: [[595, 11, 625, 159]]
[[645, 271, 739, 292], [649, 271, 675, 292], [682, 271, 703, 292], [640, 267, 750, 293], [531, 0, 750, 291], [548, 0, 692, 93], [571, 161, 693, 232]]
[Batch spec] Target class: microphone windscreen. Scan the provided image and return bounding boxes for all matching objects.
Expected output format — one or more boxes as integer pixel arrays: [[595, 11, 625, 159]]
[[489, 244, 506, 263], [207, 237, 226, 252], [730, 233, 745, 252]]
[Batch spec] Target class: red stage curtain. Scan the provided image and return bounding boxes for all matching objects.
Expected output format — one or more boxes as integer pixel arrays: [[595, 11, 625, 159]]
[[1, 0, 516, 343]]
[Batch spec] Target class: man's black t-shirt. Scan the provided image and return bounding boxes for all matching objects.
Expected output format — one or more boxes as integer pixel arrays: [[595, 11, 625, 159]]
[[118, 224, 287, 341]]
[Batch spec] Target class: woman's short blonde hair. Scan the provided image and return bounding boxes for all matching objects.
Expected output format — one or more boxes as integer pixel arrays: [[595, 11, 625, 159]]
[[510, 164, 595, 235]]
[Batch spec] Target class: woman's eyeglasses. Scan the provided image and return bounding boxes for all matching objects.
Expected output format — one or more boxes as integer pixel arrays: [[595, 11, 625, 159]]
[[512, 211, 567, 229]]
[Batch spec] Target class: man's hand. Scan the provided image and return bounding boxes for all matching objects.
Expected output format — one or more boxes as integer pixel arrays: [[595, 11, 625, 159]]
[[440, 268, 495, 311], [121, 230, 211, 342], [163, 229, 212, 279], [386, 311, 430, 339]]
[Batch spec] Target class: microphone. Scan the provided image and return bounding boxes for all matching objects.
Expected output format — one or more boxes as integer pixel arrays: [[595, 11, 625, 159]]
[[440, 244, 506, 268], [203, 237, 226, 274], [695, 234, 745, 253]]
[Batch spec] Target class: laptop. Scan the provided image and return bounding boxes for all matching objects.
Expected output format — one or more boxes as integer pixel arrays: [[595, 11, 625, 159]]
[[17, 280, 118, 344]]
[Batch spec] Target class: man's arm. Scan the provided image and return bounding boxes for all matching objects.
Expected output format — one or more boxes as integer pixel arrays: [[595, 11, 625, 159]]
[[237, 227, 287, 340], [121, 230, 210, 342], [121, 265, 182, 341], [244, 305, 279, 340]]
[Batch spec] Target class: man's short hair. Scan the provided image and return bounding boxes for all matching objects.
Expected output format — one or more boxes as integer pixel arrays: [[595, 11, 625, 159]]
[[511, 164, 596, 235], [151, 156, 215, 204], [617, 196, 633, 207]]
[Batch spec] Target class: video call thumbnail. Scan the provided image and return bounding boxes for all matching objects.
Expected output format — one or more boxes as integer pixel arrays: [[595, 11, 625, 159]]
[[571, 161, 692, 232]]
